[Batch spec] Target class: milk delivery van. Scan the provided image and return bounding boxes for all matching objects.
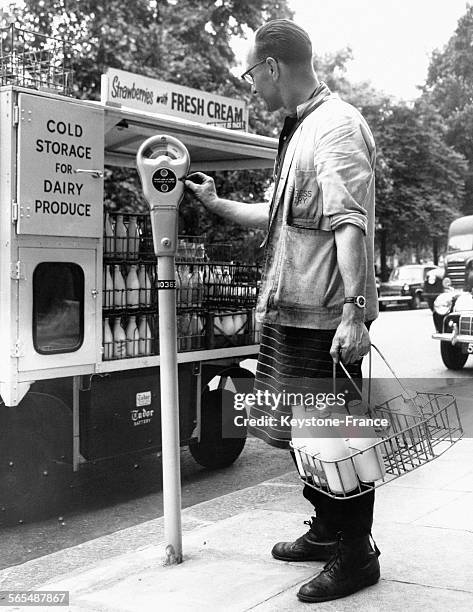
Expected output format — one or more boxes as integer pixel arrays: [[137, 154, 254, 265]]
[[0, 26, 277, 522]]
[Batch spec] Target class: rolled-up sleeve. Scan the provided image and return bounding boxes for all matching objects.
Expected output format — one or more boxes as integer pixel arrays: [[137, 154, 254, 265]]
[[314, 114, 374, 233]]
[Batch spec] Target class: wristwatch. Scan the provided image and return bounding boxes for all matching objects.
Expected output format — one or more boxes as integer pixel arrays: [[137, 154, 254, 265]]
[[344, 296, 366, 308]]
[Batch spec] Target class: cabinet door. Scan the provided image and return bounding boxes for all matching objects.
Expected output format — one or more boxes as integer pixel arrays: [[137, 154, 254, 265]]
[[18, 247, 98, 372], [17, 93, 104, 238]]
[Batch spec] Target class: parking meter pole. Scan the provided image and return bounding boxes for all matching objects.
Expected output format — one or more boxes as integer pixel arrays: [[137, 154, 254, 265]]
[[157, 254, 182, 565], [136, 135, 191, 566]]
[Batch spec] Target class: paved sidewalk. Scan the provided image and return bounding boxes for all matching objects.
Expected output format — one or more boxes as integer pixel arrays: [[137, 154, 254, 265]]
[[1, 430, 473, 612]]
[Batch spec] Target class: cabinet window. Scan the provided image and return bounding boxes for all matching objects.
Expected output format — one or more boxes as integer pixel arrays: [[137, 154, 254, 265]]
[[33, 262, 84, 354]]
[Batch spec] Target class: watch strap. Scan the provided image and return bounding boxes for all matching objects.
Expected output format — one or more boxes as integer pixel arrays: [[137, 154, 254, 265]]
[[344, 296, 366, 308]]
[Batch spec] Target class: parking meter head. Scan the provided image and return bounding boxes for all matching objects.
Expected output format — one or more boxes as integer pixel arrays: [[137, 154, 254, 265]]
[[136, 135, 190, 256], [136, 135, 190, 210]]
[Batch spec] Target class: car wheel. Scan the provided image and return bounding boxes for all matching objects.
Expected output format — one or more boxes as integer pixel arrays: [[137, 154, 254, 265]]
[[189, 388, 246, 469], [440, 342, 468, 370], [411, 293, 422, 309]]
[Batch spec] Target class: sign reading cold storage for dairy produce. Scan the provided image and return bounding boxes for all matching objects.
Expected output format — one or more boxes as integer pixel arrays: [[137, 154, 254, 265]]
[[101, 68, 248, 129], [17, 94, 104, 237]]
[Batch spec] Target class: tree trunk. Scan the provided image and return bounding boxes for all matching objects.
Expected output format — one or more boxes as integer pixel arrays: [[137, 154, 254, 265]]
[[380, 230, 389, 281], [432, 238, 439, 265]]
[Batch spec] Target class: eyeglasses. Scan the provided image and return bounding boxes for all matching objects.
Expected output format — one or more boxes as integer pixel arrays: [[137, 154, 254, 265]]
[[240, 58, 268, 84]]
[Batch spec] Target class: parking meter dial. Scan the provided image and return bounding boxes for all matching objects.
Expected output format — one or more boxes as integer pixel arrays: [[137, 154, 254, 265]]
[[152, 168, 177, 193], [136, 135, 191, 256]]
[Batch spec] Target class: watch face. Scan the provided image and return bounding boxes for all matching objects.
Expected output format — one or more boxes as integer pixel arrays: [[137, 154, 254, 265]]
[[355, 296, 366, 308]]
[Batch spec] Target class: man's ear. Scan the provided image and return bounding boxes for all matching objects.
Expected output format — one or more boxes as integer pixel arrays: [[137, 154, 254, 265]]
[[266, 57, 279, 81]]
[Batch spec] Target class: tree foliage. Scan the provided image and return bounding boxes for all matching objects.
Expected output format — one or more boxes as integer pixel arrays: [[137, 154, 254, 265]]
[[11, 0, 291, 110], [1, 0, 293, 258], [423, 3, 473, 214], [0, 1, 467, 263], [314, 49, 466, 263], [370, 101, 465, 248]]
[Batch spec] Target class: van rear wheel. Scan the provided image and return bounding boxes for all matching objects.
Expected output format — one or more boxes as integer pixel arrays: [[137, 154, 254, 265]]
[[189, 388, 246, 469]]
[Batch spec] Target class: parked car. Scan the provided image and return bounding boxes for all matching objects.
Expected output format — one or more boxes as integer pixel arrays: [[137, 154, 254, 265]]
[[432, 290, 473, 369], [431, 215, 473, 369], [422, 265, 445, 311], [442, 215, 473, 293], [378, 264, 436, 309]]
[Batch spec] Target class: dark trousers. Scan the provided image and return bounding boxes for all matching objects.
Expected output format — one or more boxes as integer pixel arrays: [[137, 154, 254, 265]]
[[303, 480, 375, 539], [290, 450, 375, 538], [298, 319, 375, 539]]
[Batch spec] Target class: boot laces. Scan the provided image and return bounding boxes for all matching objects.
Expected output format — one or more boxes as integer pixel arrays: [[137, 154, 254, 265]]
[[286, 519, 316, 549], [322, 532, 343, 575], [322, 532, 380, 576], [302, 517, 316, 539]]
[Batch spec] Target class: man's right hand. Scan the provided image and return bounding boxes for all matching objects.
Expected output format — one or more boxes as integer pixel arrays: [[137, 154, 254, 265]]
[[185, 172, 219, 212]]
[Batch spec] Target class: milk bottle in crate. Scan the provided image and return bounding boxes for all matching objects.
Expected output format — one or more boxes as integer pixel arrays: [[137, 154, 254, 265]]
[[112, 317, 127, 359], [114, 214, 127, 257], [126, 264, 140, 309], [292, 404, 358, 494], [348, 432, 386, 483], [138, 264, 152, 308], [126, 315, 140, 357], [127, 216, 140, 260], [138, 316, 152, 356]]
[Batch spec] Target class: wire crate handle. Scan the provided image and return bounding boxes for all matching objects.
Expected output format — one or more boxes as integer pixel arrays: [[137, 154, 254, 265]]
[[333, 343, 416, 409]]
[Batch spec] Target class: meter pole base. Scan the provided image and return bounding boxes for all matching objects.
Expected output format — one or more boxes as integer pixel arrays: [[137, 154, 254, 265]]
[[157, 255, 183, 565]]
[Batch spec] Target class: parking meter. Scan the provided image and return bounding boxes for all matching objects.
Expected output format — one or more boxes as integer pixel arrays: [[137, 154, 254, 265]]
[[136, 135, 190, 256], [136, 135, 190, 566]]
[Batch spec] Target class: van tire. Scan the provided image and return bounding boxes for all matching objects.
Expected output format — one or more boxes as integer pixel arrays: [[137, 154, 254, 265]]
[[189, 389, 246, 469]]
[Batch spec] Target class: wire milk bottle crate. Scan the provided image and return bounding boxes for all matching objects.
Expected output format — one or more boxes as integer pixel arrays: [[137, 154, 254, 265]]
[[102, 212, 262, 356], [0, 24, 73, 94], [291, 344, 464, 499]]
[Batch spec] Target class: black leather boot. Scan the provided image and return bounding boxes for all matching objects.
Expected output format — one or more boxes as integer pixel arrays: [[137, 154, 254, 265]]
[[297, 534, 381, 602], [271, 517, 338, 562]]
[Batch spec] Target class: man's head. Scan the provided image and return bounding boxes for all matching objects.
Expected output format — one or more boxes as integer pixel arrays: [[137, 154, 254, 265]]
[[242, 19, 316, 112], [254, 19, 313, 66]]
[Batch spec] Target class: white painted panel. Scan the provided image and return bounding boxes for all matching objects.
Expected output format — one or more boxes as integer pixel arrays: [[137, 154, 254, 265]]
[[17, 94, 104, 237], [18, 247, 97, 372]]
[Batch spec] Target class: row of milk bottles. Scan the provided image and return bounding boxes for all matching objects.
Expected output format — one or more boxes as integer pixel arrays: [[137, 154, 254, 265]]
[[177, 312, 205, 350], [104, 213, 141, 259], [174, 265, 227, 308], [103, 264, 152, 310], [214, 311, 248, 337], [212, 309, 262, 341], [292, 406, 386, 494], [176, 264, 204, 308], [204, 266, 256, 301], [103, 315, 153, 360], [175, 265, 243, 307], [205, 265, 233, 299]]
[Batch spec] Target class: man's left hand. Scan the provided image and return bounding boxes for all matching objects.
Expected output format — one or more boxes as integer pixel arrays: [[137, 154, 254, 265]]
[[330, 320, 371, 364]]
